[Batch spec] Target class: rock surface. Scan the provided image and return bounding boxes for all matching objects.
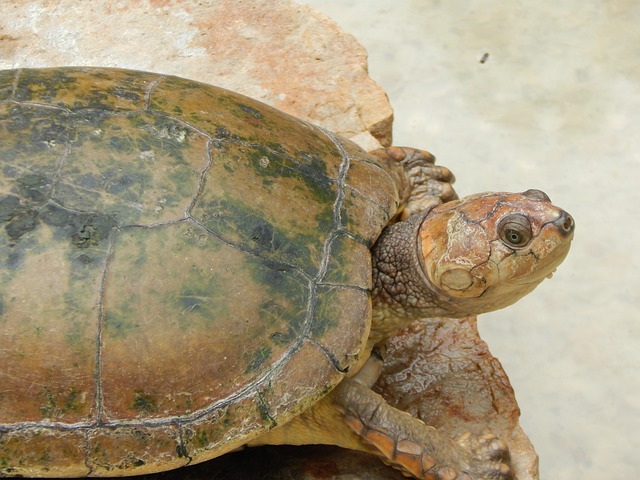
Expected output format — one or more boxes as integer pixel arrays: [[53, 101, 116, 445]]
[[0, 0, 392, 148], [375, 318, 539, 479], [0, 1, 537, 478]]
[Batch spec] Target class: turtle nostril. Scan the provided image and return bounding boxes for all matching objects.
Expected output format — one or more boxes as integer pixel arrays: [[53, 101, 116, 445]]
[[555, 211, 575, 235], [564, 216, 574, 232]]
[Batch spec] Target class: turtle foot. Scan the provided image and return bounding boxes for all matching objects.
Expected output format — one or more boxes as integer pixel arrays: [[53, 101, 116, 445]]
[[369, 146, 458, 218]]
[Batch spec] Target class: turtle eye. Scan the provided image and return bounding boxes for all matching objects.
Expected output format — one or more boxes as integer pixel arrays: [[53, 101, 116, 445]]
[[498, 214, 532, 248]]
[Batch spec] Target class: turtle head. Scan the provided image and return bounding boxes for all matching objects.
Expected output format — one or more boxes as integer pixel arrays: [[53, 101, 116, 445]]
[[418, 189, 574, 315]]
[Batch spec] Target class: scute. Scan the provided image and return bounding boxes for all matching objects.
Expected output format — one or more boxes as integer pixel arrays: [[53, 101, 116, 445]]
[[100, 223, 311, 420], [192, 141, 337, 276], [0, 67, 402, 476]]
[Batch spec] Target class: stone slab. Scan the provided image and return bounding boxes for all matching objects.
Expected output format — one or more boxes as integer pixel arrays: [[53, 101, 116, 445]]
[[0, 0, 392, 147]]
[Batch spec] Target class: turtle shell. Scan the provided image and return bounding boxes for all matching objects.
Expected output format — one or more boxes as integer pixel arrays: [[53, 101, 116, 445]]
[[0, 67, 404, 477]]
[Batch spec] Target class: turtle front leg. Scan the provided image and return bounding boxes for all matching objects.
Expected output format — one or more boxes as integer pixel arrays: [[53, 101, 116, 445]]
[[369, 147, 458, 219], [332, 355, 513, 480]]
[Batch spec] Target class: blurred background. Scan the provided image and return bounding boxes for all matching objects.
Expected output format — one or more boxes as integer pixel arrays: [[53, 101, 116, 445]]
[[302, 1, 639, 478]]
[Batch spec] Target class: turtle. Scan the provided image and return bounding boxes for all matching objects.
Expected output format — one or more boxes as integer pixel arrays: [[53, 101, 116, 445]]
[[0, 67, 574, 479]]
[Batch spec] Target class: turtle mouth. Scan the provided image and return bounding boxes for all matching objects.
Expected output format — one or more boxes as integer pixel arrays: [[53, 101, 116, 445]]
[[512, 238, 572, 286]]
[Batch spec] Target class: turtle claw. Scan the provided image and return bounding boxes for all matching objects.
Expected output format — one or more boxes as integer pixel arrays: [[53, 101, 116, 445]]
[[457, 432, 513, 480]]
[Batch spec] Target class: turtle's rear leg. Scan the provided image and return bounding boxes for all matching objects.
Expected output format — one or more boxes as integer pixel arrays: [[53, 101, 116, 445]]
[[369, 147, 458, 219], [333, 354, 513, 480]]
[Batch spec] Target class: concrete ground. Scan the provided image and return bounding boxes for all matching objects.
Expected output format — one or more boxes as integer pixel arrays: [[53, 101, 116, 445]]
[[302, 1, 640, 478]]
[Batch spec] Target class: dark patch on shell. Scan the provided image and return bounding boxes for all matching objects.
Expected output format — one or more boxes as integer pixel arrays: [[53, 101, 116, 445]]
[[29, 117, 75, 147], [4, 210, 38, 239], [17, 173, 51, 203], [175, 444, 189, 459], [0, 195, 22, 221], [238, 103, 264, 121], [40, 203, 117, 248], [1, 195, 39, 240], [131, 391, 157, 414], [250, 220, 285, 252], [197, 197, 312, 273], [245, 346, 273, 374], [109, 87, 141, 102]]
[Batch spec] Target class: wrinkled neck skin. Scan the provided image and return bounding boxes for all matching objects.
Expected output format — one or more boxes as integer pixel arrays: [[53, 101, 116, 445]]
[[370, 210, 457, 346]]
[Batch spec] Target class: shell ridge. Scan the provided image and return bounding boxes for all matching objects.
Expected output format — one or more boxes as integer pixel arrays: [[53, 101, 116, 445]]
[[118, 217, 190, 229], [0, 420, 94, 432], [175, 422, 193, 465], [5, 100, 72, 113], [337, 228, 373, 248], [144, 109, 214, 141], [185, 138, 215, 219], [344, 183, 387, 212], [348, 156, 403, 213], [301, 126, 364, 374], [8, 68, 22, 101], [49, 145, 71, 199], [94, 226, 119, 426], [315, 282, 368, 292], [37, 198, 119, 221], [302, 336, 350, 373], [143, 75, 166, 111], [82, 430, 93, 477], [312, 127, 351, 283]]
